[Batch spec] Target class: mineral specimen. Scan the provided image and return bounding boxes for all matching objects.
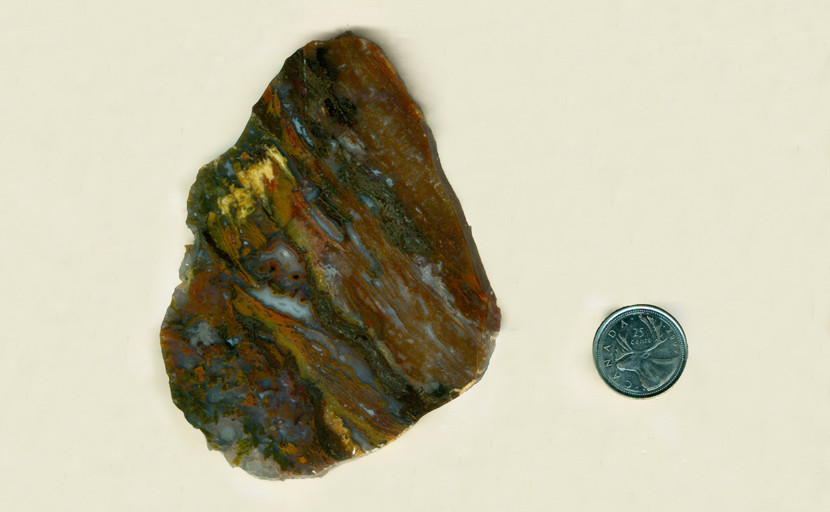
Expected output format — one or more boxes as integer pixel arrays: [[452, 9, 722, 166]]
[[160, 33, 500, 479]]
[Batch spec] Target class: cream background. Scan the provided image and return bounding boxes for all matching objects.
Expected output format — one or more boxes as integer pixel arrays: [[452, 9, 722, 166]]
[[2, 0, 830, 510]]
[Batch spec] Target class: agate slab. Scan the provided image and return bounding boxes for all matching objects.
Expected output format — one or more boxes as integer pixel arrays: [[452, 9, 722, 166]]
[[161, 33, 500, 479]]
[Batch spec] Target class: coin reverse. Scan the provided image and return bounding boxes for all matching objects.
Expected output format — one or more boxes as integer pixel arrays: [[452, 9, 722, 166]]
[[593, 305, 687, 398]]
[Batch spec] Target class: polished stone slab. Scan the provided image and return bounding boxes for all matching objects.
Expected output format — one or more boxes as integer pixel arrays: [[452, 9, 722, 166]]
[[161, 33, 499, 479]]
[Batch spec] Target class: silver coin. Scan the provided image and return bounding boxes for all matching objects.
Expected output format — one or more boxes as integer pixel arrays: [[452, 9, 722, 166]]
[[593, 305, 687, 398]]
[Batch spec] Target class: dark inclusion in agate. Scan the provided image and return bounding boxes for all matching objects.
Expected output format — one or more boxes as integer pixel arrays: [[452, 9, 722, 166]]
[[161, 33, 500, 479]]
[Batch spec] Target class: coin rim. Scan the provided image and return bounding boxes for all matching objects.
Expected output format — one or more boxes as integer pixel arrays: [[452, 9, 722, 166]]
[[592, 304, 688, 399]]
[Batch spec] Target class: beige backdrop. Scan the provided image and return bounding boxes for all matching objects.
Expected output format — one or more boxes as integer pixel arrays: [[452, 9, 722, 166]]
[[2, 0, 830, 510]]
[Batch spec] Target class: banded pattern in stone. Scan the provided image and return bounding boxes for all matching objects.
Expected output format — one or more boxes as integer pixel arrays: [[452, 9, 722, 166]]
[[160, 33, 500, 479]]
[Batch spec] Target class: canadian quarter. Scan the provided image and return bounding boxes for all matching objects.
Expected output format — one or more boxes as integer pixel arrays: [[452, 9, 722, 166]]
[[593, 305, 688, 398]]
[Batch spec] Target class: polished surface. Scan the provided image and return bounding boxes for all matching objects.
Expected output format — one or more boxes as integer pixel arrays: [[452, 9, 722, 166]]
[[160, 34, 499, 479]]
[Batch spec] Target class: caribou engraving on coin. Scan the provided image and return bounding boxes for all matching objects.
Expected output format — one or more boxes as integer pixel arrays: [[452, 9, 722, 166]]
[[593, 305, 687, 398]]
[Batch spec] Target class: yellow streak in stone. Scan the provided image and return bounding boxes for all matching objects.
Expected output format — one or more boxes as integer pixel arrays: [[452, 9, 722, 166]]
[[216, 146, 289, 223], [323, 406, 361, 455], [238, 157, 274, 198], [265, 146, 290, 178], [217, 186, 256, 222]]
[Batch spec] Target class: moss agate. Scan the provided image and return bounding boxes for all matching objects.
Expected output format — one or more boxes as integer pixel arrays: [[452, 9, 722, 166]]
[[160, 33, 500, 479]]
